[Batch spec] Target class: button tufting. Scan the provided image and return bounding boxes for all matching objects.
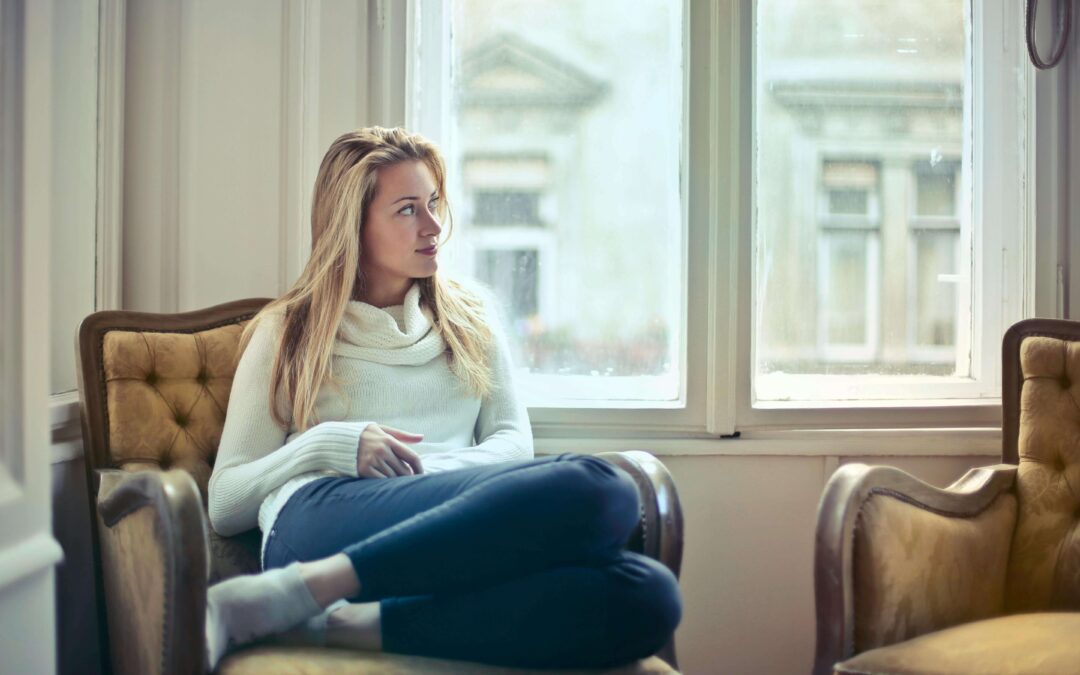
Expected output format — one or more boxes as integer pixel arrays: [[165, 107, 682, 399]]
[[196, 370, 208, 384], [1061, 375, 1072, 389], [1055, 457, 1067, 472], [145, 371, 158, 385], [175, 413, 188, 427]]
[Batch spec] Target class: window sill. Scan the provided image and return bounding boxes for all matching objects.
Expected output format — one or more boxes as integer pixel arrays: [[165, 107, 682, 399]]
[[537, 426, 1001, 457]]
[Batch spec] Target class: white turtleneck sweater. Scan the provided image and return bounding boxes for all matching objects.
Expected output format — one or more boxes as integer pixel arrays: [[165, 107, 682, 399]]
[[207, 283, 533, 562]]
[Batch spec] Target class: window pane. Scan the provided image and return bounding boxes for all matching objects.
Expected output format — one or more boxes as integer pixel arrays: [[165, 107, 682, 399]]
[[444, 0, 683, 403], [474, 191, 542, 226], [915, 162, 958, 217], [828, 189, 868, 216], [912, 230, 958, 347], [821, 232, 873, 347], [477, 249, 539, 319], [755, 0, 969, 398]]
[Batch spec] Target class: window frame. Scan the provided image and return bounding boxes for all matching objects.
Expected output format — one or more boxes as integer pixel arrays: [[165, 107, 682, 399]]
[[741, 0, 1037, 429], [402, 0, 1049, 444], [408, 0, 729, 439]]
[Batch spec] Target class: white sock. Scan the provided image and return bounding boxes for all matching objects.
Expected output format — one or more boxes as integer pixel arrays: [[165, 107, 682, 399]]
[[205, 563, 324, 668], [270, 599, 350, 647]]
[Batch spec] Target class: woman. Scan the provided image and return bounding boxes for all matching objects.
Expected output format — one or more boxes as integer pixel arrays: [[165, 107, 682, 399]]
[[206, 127, 682, 670]]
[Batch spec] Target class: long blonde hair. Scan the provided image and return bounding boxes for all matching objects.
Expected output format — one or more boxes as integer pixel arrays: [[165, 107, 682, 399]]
[[238, 127, 493, 432]]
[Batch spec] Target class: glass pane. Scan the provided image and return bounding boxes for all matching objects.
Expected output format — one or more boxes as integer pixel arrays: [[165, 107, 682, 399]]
[[828, 189, 869, 216], [474, 191, 542, 226], [915, 162, 958, 217], [822, 232, 871, 346], [477, 249, 539, 320], [445, 0, 683, 403], [755, 0, 969, 397], [912, 230, 958, 347]]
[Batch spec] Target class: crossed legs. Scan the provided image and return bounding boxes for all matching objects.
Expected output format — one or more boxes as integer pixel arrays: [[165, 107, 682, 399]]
[[206, 454, 682, 669]]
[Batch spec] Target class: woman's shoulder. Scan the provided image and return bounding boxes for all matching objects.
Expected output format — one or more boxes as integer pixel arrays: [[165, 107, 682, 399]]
[[239, 304, 288, 358]]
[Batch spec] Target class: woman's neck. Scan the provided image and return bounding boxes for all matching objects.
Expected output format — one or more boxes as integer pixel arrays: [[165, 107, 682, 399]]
[[354, 278, 411, 308]]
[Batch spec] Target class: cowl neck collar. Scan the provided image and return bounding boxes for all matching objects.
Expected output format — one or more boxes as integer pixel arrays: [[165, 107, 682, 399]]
[[333, 284, 446, 364]]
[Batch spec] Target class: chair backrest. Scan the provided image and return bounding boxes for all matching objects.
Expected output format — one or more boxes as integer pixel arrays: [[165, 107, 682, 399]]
[[76, 299, 272, 580], [1003, 318, 1080, 612]]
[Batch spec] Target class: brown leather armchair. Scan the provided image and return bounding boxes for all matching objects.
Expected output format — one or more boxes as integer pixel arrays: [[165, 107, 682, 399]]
[[813, 318, 1080, 675], [76, 299, 686, 675]]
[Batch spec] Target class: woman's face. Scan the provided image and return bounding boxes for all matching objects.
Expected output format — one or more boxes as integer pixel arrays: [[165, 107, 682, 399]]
[[361, 160, 442, 300]]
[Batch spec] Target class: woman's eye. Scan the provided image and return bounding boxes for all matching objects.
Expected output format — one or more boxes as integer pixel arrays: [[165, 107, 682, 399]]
[[428, 199, 438, 211], [399, 204, 415, 216]]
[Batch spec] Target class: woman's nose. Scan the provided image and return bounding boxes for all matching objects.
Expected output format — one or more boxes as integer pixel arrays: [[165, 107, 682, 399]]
[[421, 207, 442, 235]]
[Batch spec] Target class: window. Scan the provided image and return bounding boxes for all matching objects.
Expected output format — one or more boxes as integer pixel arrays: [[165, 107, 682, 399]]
[[413, 0, 685, 407], [407, 0, 1036, 435], [753, 0, 1027, 406], [817, 160, 882, 362], [473, 191, 542, 226]]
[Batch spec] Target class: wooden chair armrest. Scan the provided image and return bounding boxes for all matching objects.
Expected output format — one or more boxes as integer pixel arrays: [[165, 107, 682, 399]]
[[595, 451, 685, 578], [813, 463, 1018, 675], [96, 468, 210, 675], [596, 450, 684, 671]]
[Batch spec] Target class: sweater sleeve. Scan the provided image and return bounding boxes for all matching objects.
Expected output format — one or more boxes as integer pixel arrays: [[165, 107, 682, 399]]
[[208, 313, 369, 536], [419, 301, 534, 475]]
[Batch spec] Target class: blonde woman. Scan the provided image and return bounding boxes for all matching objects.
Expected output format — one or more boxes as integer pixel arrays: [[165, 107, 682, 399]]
[[205, 127, 682, 670]]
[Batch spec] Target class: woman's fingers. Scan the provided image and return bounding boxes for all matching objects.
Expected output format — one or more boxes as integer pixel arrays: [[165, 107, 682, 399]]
[[380, 450, 414, 477], [362, 463, 390, 479], [381, 425, 425, 443], [372, 456, 397, 478], [389, 438, 425, 475]]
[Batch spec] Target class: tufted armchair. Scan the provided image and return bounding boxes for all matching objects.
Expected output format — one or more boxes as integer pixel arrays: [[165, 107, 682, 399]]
[[76, 299, 685, 675], [812, 318, 1080, 675]]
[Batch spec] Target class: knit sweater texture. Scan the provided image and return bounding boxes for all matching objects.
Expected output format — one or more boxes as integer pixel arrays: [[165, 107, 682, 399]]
[[207, 283, 534, 562]]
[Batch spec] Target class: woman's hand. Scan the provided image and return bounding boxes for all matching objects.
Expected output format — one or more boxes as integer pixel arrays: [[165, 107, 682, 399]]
[[357, 424, 425, 478]]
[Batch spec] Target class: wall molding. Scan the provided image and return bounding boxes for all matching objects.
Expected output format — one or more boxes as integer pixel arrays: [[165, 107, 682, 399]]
[[162, 0, 181, 311], [367, 0, 406, 126], [95, 0, 124, 311], [279, 0, 321, 293]]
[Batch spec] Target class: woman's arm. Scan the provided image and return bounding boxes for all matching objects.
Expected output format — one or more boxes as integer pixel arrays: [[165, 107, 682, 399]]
[[420, 305, 534, 474], [208, 313, 369, 536]]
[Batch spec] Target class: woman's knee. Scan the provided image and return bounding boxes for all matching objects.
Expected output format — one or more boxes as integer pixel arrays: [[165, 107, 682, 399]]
[[554, 455, 641, 541], [605, 555, 683, 659]]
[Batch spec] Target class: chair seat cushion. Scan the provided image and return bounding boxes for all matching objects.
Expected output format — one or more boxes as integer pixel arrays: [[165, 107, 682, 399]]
[[218, 646, 678, 674], [835, 612, 1080, 675]]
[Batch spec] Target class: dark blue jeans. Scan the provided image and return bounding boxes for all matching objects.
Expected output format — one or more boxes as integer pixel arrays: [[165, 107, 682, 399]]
[[263, 452, 682, 669]]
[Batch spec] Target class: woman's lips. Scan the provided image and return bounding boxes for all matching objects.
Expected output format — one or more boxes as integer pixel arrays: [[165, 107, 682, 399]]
[[416, 246, 437, 256]]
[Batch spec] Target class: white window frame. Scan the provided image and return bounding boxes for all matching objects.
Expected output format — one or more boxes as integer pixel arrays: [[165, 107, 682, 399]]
[[395, 0, 1050, 446], [742, 0, 1037, 429], [406, 0, 729, 440]]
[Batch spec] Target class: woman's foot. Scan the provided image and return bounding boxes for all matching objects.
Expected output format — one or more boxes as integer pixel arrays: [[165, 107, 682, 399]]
[[205, 563, 325, 668], [325, 601, 384, 652]]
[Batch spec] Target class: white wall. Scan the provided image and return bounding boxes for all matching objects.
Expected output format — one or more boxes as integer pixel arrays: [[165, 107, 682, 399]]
[[664, 453, 992, 674]]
